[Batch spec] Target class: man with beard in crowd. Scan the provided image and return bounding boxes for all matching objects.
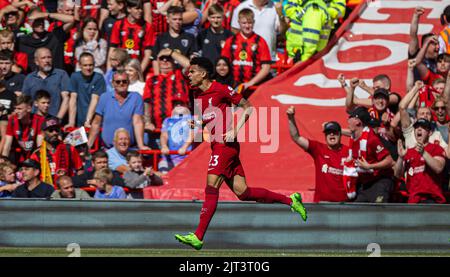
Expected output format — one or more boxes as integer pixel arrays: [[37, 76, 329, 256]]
[[30, 117, 83, 185]]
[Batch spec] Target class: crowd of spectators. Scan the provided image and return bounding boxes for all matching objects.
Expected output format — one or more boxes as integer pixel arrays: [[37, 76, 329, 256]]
[[288, 5, 450, 204], [4, 0, 446, 204], [3, 0, 334, 200]]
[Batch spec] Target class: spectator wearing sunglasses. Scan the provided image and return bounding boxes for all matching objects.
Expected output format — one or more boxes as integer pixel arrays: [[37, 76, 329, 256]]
[[88, 69, 149, 150], [431, 96, 449, 143], [143, 48, 190, 133]]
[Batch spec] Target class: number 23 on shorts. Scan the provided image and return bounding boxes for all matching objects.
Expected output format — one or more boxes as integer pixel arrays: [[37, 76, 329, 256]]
[[209, 155, 219, 167]]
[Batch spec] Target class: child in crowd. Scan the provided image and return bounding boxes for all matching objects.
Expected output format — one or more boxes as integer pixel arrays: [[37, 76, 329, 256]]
[[93, 168, 127, 199], [123, 150, 163, 189], [0, 162, 20, 197], [0, 29, 27, 73], [33, 90, 51, 118]]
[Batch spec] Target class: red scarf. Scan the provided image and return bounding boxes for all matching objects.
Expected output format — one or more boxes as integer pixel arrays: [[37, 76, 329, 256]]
[[343, 127, 371, 200]]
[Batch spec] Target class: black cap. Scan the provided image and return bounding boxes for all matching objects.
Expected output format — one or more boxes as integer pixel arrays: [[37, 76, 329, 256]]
[[41, 117, 61, 131], [21, 159, 40, 170], [348, 106, 371, 125], [373, 88, 389, 99], [323, 121, 341, 134], [413, 118, 432, 130]]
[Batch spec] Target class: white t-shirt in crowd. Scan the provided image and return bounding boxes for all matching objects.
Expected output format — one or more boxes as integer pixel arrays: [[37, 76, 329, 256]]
[[231, 0, 280, 61], [128, 81, 145, 97]]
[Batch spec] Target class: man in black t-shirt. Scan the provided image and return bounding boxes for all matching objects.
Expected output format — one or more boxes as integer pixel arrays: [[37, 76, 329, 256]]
[[0, 50, 25, 96], [197, 4, 232, 64], [16, 7, 73, 72], [12, 159, 54, 198], [100, 0, 127, 44], [152, 6, 198, 74]]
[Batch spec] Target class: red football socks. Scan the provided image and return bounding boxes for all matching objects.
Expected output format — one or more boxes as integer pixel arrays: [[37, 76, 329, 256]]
[[195, 186, 219, 241], [238, 187, 291, 205]]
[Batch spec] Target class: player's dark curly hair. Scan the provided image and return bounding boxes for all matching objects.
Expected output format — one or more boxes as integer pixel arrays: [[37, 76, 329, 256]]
[[190, 57, 214, 79]]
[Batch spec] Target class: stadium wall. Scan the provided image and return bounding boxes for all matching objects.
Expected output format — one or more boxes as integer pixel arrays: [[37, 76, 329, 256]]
[[0, 199, 449, 252]]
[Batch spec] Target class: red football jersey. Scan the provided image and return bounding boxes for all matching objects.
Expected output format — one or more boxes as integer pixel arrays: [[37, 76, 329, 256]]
[[404, 143, 446, 203], [350, 128, 392, 184], [6, 114, 44, 162], [80, 0, 102, 19], [194, 81, 242, 144], [147, 0, 169, 35], [30, 143, 83, 178], [221, 32, 272, 84], [143, 70, 189, 129], [423, 70, 444, 86], [110, 17, 154, 60], [307, 140, 349, 202]]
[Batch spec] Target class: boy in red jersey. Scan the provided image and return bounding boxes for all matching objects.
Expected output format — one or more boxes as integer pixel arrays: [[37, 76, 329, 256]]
[[174, 57, 307, 250], [109, 0, 153, 71], [1, 95, 44, 163], [221, 8, 271, 91]]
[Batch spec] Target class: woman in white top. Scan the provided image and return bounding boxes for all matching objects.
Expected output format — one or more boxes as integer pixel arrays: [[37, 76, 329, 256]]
[[74, 17, 108, 73], [125, 59, 145, 97]]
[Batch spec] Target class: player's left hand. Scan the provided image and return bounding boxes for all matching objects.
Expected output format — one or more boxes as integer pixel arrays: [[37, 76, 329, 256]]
[[356, 156, 371, 170], [223, 129, 237, 142]]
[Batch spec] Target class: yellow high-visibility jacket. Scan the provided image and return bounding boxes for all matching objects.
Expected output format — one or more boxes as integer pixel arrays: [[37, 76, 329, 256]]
[[284, 0, 330, 61]]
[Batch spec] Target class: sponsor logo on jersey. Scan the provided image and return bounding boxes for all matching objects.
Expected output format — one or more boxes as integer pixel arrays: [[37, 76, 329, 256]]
[[239, 50, 247, 60], [375, 145, 384, 153], [233, 60, 253, 66], [125, 39, 135, 49]]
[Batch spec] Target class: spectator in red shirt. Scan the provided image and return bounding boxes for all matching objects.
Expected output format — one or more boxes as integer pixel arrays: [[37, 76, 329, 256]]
[[1, 95, 44, 163], [287, 106, 349, 202], [221, 8, 271, 91], [77, 0, 102, 19], [394, 119, 447, 204], [145, 0, 169, 36], [109, 0, 154, 72], [342, 74, 397, 144], [31, 117, 83, 185], [347, 106, 394, 203]]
